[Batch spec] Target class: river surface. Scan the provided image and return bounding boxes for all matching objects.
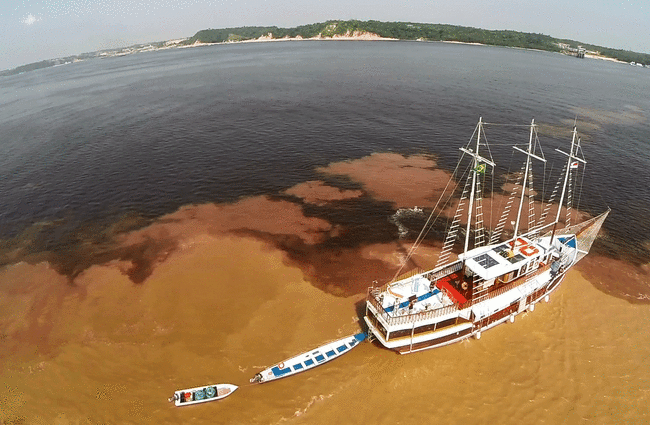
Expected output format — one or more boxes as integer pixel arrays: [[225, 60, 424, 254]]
[[1, 41, 649, 424]]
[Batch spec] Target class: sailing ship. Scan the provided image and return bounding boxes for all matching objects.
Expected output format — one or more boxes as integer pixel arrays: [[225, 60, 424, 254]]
[[364, 118, 609, 354], [250, 333, 366, 383]]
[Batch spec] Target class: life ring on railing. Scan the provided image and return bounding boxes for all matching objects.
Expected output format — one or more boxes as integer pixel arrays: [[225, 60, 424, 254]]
[[520, 245, 539, 256], [278, 362, 285, 369]]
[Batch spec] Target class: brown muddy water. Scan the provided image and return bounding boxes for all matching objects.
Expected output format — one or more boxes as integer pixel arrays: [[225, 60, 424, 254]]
[[2, 152, 649, 424], [1, 235, 649, 424]]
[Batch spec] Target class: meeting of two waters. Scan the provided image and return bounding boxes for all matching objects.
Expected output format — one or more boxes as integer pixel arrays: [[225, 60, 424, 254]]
[[0, 41, 649, 423]]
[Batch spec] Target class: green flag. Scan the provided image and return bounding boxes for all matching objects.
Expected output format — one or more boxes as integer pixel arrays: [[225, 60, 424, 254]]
[[474, 163, 486, 174]]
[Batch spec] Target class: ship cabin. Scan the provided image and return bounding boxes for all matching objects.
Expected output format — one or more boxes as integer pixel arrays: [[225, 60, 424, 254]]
[[366, 235, 573, 342], [457, 236, 553, 300], [373, 236, 556, 319]]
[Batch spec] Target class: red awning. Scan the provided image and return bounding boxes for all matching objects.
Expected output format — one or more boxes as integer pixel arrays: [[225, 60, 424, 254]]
[[437, 278, 467, 304]]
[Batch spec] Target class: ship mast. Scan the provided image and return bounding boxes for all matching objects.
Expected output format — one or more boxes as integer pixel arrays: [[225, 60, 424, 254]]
[[550, 125, 586, 245], [459, 118, 495, 266], [512, 119, 546, 240]]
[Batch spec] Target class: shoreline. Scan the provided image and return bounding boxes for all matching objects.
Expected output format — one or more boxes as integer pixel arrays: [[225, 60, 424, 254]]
[[181, 35, 637, 66], [182, 30, 399, 48], [5, 34, 644, 75]]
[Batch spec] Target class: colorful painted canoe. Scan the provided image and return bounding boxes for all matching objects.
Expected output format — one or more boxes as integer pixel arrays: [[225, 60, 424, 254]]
[[169, 383, 238, 406], [250, 333, 366, 384]]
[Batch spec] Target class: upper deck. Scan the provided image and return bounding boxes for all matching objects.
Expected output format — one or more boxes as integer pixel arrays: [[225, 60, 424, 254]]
[[366, 235, 576, 328], [460, 237, 548, 280], [376, 274, 455, 319]]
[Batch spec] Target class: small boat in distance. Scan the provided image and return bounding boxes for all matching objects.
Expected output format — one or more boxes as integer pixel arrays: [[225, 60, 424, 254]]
[[169, 383, 238, 406], [250, 333, 366, 384]]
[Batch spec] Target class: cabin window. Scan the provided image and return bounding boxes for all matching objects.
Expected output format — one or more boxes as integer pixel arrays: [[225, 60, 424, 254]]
[[437, 317, 461, 329], [388, 328, 413, 339], [413, 322, 438, 335], [525, 259, 538, 274], [305, 359, 314, 366]]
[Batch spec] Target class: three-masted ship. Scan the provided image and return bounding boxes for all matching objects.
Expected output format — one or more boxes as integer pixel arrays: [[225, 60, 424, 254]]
[[364, 118, 609, 354]]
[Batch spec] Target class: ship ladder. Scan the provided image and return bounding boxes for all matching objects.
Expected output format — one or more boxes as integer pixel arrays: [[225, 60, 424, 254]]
[[437, 175, 471, 267], [471, 275, 489, 302], [538, 164, 564, 228], [489, 166, 524, 245], [565, 167, 574, 227], [527, 167, 537, 235], [474, 175, 486, 248]]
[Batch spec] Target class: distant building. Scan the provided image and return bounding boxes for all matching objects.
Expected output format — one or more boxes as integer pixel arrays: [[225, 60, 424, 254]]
[[558, 43, 586, 58]]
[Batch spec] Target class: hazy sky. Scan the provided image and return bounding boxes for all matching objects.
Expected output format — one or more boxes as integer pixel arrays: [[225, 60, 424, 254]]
[[1, 0, 649, 70]]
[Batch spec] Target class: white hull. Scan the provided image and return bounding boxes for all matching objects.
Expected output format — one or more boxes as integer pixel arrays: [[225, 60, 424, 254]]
[[250, 333, 366, 383], [170, 383, 238, 406], [400, 273, 567, 354], [366, 266, 569, 354]]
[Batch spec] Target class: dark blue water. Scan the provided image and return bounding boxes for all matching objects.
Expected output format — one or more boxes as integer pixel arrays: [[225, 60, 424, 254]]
[[1, 41, 649, 266]]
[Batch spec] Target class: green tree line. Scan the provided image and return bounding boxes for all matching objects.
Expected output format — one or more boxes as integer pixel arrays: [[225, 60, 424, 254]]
[[186, 20, 649, 65]]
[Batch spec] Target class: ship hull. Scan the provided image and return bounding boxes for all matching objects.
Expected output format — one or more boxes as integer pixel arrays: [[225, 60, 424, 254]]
[[365, 272, 567, 354]]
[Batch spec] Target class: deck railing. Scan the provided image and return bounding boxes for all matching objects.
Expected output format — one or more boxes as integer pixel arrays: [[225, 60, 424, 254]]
[[423, 261, 463, 282], [367, 262, 553, 328], [367, 293, 460, 327], [377, 261, 463, 293]]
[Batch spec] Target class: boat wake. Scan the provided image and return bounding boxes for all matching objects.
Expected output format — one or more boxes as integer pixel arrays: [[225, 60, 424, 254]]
[[390, 206, 425, 238]]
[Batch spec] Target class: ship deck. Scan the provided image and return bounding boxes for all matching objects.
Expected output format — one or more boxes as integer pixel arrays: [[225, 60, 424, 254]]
[[374, 237, 559, 321], [380, 275, 456, 318]]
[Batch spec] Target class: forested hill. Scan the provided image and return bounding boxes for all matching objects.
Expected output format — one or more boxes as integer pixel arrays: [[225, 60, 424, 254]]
[[188, 20, 650, 66], [189, 20, 559, 51], [3, 20, 649, 76]]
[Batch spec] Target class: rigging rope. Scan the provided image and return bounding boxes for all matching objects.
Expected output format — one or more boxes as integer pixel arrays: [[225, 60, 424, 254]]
[[388, 151, 470, 283], [488, 148, 519, 245], [576, 162, 586, 215]]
